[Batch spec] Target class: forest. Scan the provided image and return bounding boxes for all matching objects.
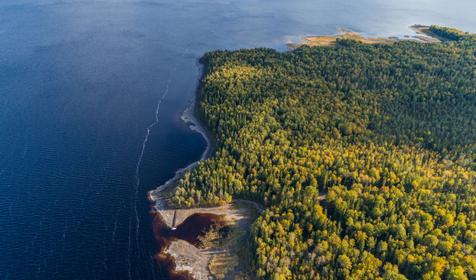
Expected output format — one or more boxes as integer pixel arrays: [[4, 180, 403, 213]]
[[172, 26, 476, 279]]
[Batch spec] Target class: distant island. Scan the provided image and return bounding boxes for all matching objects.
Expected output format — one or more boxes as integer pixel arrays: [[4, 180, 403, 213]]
[[153, 26, 476, 279]]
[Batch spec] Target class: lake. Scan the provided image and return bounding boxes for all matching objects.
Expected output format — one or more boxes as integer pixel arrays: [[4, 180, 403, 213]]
[[0, 0, 475, 279]]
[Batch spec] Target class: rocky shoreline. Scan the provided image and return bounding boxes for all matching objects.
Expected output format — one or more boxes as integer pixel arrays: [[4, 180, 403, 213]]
[[146, 61, 260, 280], [147, 61, 212, 210]]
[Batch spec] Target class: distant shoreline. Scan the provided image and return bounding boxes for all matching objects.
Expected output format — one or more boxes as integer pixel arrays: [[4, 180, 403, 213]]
[[288, 24, 442, 49], [409, 24, 443, 43]]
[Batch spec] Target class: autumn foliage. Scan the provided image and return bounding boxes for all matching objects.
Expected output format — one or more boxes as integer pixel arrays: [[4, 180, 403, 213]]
[[173, 26, 476, 279]]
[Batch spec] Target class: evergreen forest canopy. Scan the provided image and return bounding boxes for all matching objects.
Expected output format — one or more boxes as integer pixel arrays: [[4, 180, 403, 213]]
[[172, 26, 476, 279]]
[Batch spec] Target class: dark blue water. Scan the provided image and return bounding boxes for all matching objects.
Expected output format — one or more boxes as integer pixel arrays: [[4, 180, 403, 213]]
[[0, 0, 475, 279]]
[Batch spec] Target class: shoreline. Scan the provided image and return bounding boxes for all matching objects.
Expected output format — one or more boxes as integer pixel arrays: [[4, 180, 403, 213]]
[[409, 24, 442, 43], [147, 58, 261, 280], [288, 25, 442, 49], [147, 59, 214, 210], [147, 58, 221, 280]]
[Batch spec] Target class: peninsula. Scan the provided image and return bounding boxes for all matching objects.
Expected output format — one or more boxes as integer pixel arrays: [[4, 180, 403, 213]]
[[153, 25, 476, 279]]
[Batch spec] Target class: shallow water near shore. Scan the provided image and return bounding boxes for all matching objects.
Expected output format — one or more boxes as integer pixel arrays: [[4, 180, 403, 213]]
[[1, 0, 476, 279]]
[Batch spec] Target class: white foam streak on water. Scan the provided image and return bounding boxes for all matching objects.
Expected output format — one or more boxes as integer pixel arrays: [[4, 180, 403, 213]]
[[126, 77, 172, 280], [136, 77, 172, 230], [126, 49, 190, 279], [112, 216, 118, 243]]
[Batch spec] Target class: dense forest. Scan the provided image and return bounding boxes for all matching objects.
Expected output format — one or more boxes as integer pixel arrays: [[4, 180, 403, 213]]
[[172, 26, 476, 279]]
